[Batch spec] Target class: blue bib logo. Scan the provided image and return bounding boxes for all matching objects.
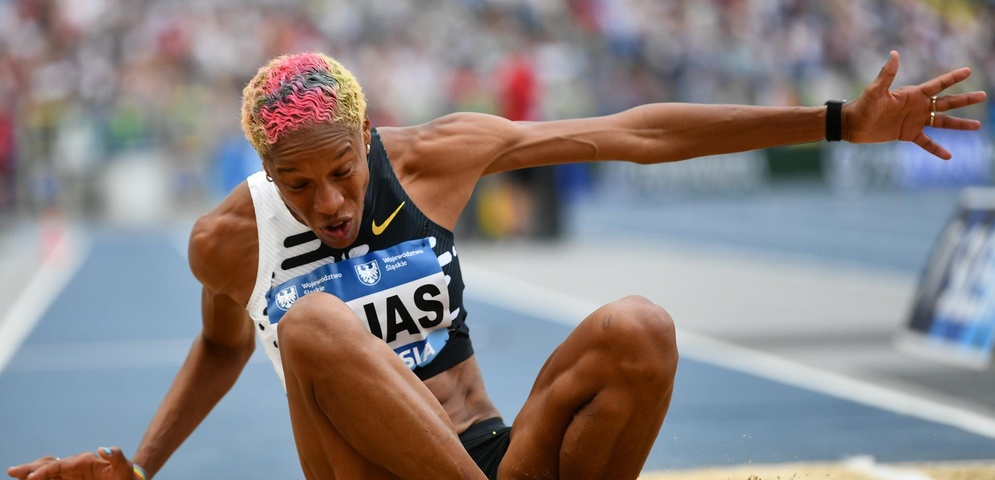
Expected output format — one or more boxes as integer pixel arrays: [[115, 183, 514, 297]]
[[355, 260, 381, 286], [275, 285, 298, 310]]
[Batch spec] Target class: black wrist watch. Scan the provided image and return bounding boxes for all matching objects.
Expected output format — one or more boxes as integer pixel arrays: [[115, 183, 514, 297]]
[[824, 100, 845, 142]]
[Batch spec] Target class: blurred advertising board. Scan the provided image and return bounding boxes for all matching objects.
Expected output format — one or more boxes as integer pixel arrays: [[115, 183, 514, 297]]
[[600, 150, 768, 197], [824, 129, 991, 195], [894, 129, 991, 189], [900, 188, 995, 370]]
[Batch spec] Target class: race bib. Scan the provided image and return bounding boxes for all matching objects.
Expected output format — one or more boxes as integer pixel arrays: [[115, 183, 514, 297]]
[[266, 238, 453, 369]]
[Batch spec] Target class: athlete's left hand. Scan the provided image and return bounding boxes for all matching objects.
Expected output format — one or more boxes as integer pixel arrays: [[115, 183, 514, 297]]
[[7, 447, 134, 480], [844, 50, 987, 159]]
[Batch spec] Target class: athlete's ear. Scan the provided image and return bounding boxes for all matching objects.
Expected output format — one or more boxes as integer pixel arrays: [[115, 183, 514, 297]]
[[362, 116, 371, 149]]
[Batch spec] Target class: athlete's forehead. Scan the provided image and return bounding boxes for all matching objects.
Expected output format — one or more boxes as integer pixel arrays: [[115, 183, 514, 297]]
[[266, 123, 361, 167]]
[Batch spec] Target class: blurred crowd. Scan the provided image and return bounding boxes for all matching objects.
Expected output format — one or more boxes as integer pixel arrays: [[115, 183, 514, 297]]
[[0, 0, 993, 219]]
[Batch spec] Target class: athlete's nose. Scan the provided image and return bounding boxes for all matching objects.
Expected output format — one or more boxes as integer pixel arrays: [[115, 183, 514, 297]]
[[313, 182, 344, 215]]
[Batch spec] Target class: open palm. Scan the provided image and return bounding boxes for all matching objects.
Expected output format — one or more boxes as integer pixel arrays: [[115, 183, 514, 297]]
[[846, 51, 988, 159]]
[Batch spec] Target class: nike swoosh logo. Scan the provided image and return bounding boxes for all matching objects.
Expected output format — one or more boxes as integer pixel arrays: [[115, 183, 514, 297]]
[[372, 201, 405, 235]]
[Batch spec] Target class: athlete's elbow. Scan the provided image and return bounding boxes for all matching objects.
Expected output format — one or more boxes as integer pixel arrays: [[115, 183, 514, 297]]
[[200, 329, 256, 365]]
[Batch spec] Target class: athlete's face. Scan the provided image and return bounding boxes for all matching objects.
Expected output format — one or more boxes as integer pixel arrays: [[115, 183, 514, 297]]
[[265, 120, 372, 249]]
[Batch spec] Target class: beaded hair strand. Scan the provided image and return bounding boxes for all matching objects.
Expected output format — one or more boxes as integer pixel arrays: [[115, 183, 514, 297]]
[[241, 52, 367, 157]]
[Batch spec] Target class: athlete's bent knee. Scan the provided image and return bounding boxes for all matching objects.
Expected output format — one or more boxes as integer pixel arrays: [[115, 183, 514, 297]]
[[600, 295, 678, 383], [277, 292, 371, 361]]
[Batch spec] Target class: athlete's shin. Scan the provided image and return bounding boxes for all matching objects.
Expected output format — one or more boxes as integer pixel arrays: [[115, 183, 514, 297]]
[[500, 296, 678, 480], [570, 296, 677, 477]]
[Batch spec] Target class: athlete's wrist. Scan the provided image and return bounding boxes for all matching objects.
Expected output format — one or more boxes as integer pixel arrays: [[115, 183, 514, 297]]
[[824, 99, 845, 142], [132, 463, 149, 480]]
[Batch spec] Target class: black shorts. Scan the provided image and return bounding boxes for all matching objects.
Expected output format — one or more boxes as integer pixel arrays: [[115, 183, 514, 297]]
[[460, 417, 512, 479]]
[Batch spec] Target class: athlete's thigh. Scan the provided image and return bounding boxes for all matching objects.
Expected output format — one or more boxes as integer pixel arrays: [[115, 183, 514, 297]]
[[284, 363, 403, 480], [280, 293, 408, 479], [279, 292, 458, 479]]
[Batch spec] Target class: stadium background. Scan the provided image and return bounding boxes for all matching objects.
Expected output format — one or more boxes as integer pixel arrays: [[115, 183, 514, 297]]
[[1, 0, 993, 224], [1, 0, 994, 478]]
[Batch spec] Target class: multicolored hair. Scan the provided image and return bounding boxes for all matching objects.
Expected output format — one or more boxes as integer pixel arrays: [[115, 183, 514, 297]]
[[241, 52, 366, 157]]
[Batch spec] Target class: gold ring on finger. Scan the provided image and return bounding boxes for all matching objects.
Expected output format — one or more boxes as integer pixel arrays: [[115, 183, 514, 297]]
[[931, 95, 937, 112], [929, 111, 935, 127]]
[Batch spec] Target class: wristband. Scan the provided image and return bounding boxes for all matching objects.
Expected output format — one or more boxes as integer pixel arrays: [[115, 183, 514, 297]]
[[133, 464, 149, 480], [824, 100, 845, 142]]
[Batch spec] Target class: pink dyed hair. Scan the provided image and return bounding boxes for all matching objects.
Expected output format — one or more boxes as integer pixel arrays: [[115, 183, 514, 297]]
[[241, 52, 366, 157]]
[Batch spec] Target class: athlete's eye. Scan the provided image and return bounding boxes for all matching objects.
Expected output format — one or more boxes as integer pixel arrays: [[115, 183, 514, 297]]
[[287, 181, 309, 192], [333, 166, 353, 178]]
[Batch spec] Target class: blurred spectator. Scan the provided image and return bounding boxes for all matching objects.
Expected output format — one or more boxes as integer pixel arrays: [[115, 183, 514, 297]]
[[0, 108, 13, 210], [482, 47, 546, 239], [0, 0, 990, 220]]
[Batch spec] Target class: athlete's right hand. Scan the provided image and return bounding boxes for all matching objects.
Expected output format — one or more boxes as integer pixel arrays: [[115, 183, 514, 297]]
[[7, 447, 135, 480]]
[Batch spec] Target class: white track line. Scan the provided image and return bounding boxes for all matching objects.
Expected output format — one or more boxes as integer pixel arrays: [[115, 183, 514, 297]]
[[463, 264, 995, 440], [0, 228, 87, 375], [844, 456, 935, 480]]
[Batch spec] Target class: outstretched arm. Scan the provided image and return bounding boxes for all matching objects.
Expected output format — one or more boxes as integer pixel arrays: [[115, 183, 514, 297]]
[[389, 50, 985, 182], [382, 51, 985, 231], [510, 50, 982, 169]]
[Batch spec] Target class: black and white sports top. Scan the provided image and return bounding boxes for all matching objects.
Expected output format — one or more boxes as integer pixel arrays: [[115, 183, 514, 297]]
[[246, 129, 473, 390]]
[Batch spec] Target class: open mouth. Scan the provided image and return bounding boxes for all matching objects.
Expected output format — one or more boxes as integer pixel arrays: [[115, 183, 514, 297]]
[[322, 219, 352, 243]]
